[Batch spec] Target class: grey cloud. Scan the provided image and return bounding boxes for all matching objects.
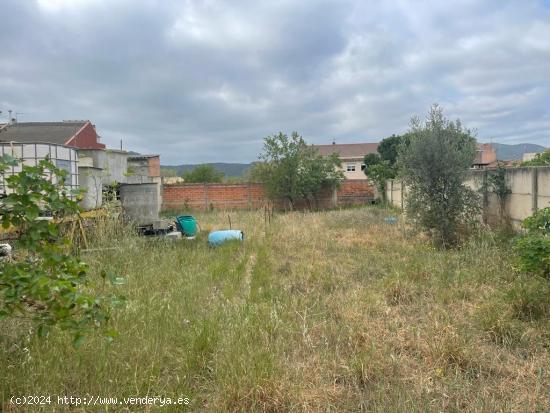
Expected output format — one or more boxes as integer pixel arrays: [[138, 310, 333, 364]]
[[0, 0, 549, 163]]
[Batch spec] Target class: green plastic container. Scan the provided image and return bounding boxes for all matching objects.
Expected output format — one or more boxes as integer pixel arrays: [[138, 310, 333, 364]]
[[176, 215, 197, 237]]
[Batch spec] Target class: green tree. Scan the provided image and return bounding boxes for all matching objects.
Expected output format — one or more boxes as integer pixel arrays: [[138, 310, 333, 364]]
[[253, 132, 344, 208], [364, 160, 395, 201], [363, 153, 382, 169], [398, 104, 479, 247], [0, 155, 123, 345], [363, 134, 409, 201], [183, 164, 224, 183], [521, 149, 550, 166], [377, 134, 409, 165]]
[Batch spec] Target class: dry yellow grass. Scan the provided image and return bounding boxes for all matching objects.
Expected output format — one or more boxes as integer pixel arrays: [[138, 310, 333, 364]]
[[1, 206, 548, 412]]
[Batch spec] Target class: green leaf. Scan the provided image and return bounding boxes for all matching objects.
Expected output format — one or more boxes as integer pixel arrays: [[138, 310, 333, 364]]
[[0, 153, 19, 166], [37, 324, 50, 338], [73, 333, 86, 348], [104, 329, 119, 343]]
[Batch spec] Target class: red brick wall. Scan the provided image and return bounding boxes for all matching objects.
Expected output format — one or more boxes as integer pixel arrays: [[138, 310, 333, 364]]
[[162, 180, 374, 211], [66, 122, 106, 149], [337, 179, 375, 206], [148, 156, 160, 177]]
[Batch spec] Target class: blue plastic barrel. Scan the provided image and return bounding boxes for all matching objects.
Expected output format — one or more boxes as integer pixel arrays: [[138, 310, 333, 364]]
[[384, 216, 398, 225], [208, 230, 244, 246]]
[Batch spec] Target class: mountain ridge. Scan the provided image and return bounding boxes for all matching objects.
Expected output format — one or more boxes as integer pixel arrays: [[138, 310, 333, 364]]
[[491, 142, 546, 160], [161, 162, 252, 177], [161, 142, 547, 176]]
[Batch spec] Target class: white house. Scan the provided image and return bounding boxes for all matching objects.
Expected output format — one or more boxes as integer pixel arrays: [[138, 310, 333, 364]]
[[313, 142, 379, 179]]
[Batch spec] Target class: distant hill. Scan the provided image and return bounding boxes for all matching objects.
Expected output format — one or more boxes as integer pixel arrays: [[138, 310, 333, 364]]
[[491, 143, 546, 161], [160, 143, 546, 174], [161, 163, 252, 178]]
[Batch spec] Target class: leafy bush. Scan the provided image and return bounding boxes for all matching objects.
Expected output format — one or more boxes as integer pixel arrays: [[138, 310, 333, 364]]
[[398, 104, 480, 247], [514, 207, 550, 278], [521, 206, 550, 234], [520, 149, 550, 166], [0, 155, 123, 345], [252, 132, 344, 208], [363, 134, 409, 201], [362, 156, 394, 201]]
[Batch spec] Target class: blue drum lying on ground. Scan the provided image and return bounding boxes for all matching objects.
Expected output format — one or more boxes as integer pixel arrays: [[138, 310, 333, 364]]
[[384, 216, 398, 224], [208, 230, 244, 246]]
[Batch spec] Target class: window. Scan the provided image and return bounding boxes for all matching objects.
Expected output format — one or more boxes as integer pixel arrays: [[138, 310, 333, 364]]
[[346, 163, 356, 172], [361, 163, 366, 171], [55, 159, 72, 185]]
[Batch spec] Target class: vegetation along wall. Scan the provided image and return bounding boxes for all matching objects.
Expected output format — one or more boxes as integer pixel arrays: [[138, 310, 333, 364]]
[[386, 166, 550, 228], [162, 180, 375, 211]]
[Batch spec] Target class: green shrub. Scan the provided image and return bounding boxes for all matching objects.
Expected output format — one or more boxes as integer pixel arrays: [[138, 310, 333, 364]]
[[521, 206, 550, 234], [514, 207, 550, 278], [0, 155, 123, 345], [398, 104, 479, 247]]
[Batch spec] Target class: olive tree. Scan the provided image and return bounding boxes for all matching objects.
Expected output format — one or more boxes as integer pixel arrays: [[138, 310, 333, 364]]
[[399, 104, 479, 247]]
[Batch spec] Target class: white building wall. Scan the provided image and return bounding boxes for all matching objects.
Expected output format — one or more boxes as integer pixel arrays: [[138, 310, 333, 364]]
[[340, 158, 366, 180]]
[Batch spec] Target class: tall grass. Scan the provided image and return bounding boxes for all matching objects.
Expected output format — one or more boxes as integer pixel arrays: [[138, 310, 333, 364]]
[[1, 207, 548, 412]]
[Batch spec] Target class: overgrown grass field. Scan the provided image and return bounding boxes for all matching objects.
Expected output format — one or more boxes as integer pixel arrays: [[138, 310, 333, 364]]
[[1, 207, 548, 412]]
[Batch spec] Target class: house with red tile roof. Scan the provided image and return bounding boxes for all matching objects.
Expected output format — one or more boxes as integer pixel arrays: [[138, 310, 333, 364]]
[[313, 142, 379, 179], [0, 120, 105, 149]]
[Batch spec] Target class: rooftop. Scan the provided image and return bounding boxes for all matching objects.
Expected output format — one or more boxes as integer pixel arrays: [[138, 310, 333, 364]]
[[128, 154, 160, 160], [313, 142, 379, 158], [0, 121, 89, 146]]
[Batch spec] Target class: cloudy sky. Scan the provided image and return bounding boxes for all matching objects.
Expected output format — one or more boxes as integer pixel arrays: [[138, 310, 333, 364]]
[[1, 0, 549, 163]]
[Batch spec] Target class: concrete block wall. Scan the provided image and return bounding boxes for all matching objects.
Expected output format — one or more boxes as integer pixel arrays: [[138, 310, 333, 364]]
[[78, 166, 103, 210], [78, 149, 129, 185], [385, 166, 550, 227], [119, 183, 160, 225], [538, 168, 550, 211]]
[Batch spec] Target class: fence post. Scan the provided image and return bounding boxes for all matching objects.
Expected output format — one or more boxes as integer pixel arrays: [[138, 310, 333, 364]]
[[247, 182, 252, 210], [204, 183, 208, 211], [532, 167, 538, 213], [390, 180, 394, 205]]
